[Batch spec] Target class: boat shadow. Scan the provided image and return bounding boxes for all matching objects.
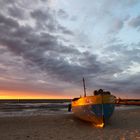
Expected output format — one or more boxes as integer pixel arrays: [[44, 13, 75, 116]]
[[107, 109, 140, 129]]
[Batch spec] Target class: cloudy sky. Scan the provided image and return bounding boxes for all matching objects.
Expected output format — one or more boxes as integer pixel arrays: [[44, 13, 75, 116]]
[[0, 0, 140, 99]]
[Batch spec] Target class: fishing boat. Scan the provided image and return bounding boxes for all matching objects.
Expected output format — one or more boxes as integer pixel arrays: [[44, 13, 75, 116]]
[[71, 78, 116, 127]]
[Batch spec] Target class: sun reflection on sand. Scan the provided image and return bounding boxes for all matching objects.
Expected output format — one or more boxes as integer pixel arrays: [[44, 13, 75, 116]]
[[94, 123, 104, 128]]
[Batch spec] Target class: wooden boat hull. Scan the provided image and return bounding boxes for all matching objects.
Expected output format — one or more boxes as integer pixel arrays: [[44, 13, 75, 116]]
[[72, 95, 115, 126]]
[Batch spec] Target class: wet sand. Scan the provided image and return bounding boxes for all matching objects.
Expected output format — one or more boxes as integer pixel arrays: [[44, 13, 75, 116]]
[[0, 109, 140, 140]]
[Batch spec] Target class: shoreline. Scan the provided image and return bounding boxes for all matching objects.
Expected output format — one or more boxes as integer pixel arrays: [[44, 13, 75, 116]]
[[0, 109, 140, 140], [0, 105, 139, 118]]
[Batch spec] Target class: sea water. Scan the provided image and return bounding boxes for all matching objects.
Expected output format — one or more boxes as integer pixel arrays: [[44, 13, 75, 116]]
[[0, 99, 71, 117], [0, 100, 139, 117]]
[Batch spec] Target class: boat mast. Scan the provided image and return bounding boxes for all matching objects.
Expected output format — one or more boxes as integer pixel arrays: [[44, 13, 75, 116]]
[[83, 78, 86, 97]]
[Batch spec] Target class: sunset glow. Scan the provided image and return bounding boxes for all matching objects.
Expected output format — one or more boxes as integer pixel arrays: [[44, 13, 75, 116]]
[[0, 90, 71, 99], [0, 0, 140, 99]]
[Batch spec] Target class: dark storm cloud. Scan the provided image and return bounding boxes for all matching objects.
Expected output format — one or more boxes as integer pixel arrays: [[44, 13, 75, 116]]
[[0, 14, 19, 28], [57, 9, 69, 19], [8, 5, 25, 19], [0, 12, 138, 95], [30, 8, 73, 35], [93, 42, 140, 96], [129, 15, 140, 28], [86, 70, 140, 97], [31, 9, 51, 21], [40, 0, 48, 2], [0, 0, 140, 97], [106, 43, 140, 63], [56, 25, 72, 35], [0, 8, 104, 86], [105, 74, 140, 95], [0, 0, 15, 6], [30, 9, 56, 32]]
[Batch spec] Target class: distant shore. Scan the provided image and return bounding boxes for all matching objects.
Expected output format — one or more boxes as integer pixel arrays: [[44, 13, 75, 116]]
[[0, 99, 71, 103], [0, 108, 140, 140]]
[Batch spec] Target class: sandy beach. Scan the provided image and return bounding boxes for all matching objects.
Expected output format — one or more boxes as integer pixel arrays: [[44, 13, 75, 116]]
[[0, 109, 140, 140]]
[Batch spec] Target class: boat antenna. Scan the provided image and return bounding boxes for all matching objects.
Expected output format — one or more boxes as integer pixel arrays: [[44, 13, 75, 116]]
[[83, 77, 86, 97]]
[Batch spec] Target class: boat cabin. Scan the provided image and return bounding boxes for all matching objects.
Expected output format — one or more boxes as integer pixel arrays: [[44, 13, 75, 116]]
[[94, 89, 111, 96]]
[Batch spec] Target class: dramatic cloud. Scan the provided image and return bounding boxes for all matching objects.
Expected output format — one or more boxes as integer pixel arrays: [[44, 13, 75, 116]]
[[129, 15, 140, 28], [57, 9, 69, 19], [8, 5, 25, 19], [0, 0, 140, 98]]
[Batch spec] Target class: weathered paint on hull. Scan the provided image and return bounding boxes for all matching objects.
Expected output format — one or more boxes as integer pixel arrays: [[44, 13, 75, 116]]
[[72, 95, 115, 126], [72, 104, 115, 125]]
